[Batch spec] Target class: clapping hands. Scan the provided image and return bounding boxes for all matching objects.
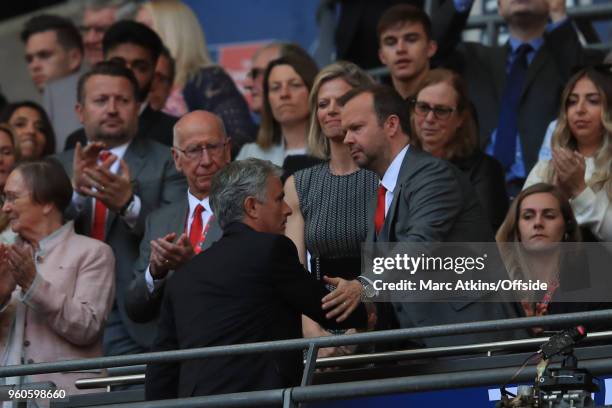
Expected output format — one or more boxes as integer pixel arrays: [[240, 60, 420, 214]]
[[552, 148, 586, 199]]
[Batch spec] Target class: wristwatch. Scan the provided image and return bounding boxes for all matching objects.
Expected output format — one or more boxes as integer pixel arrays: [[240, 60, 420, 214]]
[[357, 276, 378, 300]]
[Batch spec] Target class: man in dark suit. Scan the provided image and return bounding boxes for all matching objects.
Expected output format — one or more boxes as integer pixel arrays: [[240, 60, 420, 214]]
[[146, 158, 371, 400], [340, 85, 523, 347], [444, 0, 584, 194], [65, 21, 177, 150], [125, 110, 229, 327], [55, 61, 185, 356]]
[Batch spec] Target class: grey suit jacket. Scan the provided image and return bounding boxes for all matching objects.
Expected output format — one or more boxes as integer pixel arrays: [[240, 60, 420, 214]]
[[43, 67, 87, 153], [55, 137, 186, 348], [369, 148, 525, 346], [444, 21, 584, 174], [368, 148, 493, 244], [125, 196, 223, 329]]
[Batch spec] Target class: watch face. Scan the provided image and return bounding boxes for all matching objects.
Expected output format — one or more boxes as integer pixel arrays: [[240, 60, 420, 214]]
[[364, 285, 377, 298]]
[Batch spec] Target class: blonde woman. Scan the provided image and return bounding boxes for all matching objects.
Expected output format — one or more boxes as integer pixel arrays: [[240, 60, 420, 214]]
[[524, 66, 612, 241], [136, 0, 255, 156], [284, 62, 378, 357]]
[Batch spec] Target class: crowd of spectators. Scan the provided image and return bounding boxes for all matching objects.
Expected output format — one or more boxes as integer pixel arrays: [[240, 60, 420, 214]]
[[0, 0, 610, 403]]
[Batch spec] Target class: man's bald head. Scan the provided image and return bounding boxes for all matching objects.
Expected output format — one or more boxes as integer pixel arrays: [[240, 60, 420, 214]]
[[173, 110, 227, 147], [171, 110, 231, 200]]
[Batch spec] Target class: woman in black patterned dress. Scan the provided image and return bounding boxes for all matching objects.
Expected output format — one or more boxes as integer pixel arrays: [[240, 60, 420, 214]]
[[284, 61, 378, 357]]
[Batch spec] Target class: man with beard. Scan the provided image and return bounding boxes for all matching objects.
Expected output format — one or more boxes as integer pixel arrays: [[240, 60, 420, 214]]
[[65, 21, 177, 150], [55, 61, 185, 356]]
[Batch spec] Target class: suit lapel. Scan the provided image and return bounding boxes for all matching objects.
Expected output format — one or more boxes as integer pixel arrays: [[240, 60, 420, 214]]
[[492, 45, 508, 103], [376, 148, 414, 242], [105, 138, 147, 235], [168, 197, 188, 237], [520, 45, 548, 101], [379, 183, 401, 242], [202, 219, 223, 251]]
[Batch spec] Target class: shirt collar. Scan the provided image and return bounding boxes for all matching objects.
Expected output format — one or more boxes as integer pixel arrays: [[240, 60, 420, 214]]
[[508, 36, 544, 54], [187, 190, 211, 217], [381, 144, 410, 193], [36, 221, 73, 259], [139, 101, 148, 116], [107, 141, 131, 161]]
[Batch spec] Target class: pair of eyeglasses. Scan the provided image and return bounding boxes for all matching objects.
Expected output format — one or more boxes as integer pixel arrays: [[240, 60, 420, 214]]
[[410, 100, 457, 120], [1, 192, 28, 205], [174, 141, 229, 160]]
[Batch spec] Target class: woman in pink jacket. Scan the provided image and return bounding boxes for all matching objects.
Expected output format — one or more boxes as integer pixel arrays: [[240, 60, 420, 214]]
[[0, 159, 115, 402]]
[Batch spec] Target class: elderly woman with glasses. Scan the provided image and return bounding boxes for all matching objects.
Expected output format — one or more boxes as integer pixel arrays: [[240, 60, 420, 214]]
[[0, 159, 114, 401], [411, 69, 508, 230]]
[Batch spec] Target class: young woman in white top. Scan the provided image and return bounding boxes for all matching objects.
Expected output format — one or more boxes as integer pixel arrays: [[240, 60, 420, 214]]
[[524, 65, 612, 241]]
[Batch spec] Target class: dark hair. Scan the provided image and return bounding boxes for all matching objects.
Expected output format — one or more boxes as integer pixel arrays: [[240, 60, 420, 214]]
[[160, 46, 176, 84], [77, 60, 139, 103], [0, 101, 56, 157], [256, 51, 319, 149], [0, 123, 19, 160], [15, 158, 73, 213], [21, 14, 83, 54], [377, 4, 432, 41], [102, 20, 163, 64], [339, 84, 412, 137]]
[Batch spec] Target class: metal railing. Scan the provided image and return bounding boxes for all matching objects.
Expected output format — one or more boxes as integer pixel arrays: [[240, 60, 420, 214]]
[[80, 356, 612, 408], [1, 310, 612, 407], [73, 328, 612, 390]]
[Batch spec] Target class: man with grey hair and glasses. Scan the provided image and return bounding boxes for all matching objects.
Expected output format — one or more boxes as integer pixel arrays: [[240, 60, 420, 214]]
[[125, 110, 229, 330], [146, 158, 374, 400]]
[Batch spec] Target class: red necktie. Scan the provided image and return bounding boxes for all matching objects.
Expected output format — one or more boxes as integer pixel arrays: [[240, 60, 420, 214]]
[[189, 204, 204, 250], [91, 151, 110, 241], [374, 184, 387, 235]]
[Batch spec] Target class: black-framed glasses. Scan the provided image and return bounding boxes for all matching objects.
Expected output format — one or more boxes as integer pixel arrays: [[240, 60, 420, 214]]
[[410, 100, 457, 120], [174, 141, 228, 160]]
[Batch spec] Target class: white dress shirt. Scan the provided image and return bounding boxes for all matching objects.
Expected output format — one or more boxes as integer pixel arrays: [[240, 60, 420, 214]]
[[379, 144, 410, 216]]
